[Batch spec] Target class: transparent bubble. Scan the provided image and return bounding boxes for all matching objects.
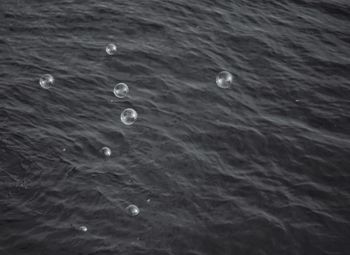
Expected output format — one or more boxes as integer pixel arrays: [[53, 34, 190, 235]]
[[216, 71, 233, 89], [39, 74, 54, 89], [106, 43, 117, 55], [114, 83, 129, 98], [79, 226, 88, 232], [121, 108, 137, 125], [126, 204, 140, 216], [101, 146, 111, 157]]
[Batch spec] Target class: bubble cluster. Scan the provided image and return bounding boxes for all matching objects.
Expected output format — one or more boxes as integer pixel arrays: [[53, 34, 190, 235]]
[[121, 108, 138, 125], [126, 204, 140, 216], [216, 71, 233, 89], [101, 146, 112, 157], [39, 74, 54, 89], [114, 83, 129, 98], [106, 43, 117, 55], [34, 41, 238, 235]]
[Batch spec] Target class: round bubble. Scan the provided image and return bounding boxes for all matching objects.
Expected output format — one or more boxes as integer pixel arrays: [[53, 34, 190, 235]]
[[79, 226, 88, 232], [106, 43, 117, 55], [39, 74, 54, 89], [121, 108, 137, 125], [126, 204, 140, 216], [101, 147, 111, 157], [216, 71, 233, 89], [114, 83, 129, 98]]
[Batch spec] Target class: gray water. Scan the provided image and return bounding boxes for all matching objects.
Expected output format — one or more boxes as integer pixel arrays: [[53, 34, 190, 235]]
[[1, 0, 350, 254]]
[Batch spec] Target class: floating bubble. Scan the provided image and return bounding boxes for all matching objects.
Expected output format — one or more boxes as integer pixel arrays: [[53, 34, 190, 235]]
[[126, 204, 140, 216], [121, 108, 137, 125], [79, 226, 88, 232], [216, 71, 233, 89], [114, 83, 129, 98], [39, 74, 54, 89], [146, 198, 151, 203], [101, 146, 112, 157], [106, 43, 117, 55]]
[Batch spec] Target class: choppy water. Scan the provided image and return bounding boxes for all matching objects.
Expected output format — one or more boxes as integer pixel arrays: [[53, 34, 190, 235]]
[[1, 0, 350, 254]]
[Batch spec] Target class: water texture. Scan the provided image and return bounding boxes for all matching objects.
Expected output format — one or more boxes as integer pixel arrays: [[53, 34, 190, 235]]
[[0, 0, 350, 254]]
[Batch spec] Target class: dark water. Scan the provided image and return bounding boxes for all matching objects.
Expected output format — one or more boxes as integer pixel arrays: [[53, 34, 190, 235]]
[[1, 0, 350, 254]]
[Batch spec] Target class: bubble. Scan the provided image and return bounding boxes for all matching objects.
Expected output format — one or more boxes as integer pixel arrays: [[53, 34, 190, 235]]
[[121, 108, 137, 125], [106, 43, 117, 55], [216, 71, 233, 89], [39, 74, 54, 89], [114, 83, 129, 98], [79, 226, 88, 232], [146, 199, 151, 203], [101, 146, 112, 157], [126, 204, 140, 216]]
